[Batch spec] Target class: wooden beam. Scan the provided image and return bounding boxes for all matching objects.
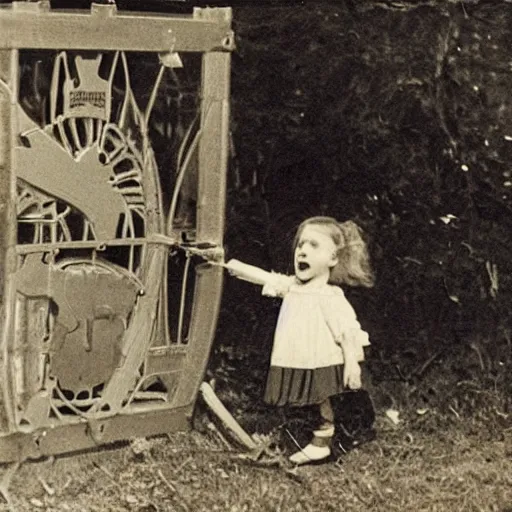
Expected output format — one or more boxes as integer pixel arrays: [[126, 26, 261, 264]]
[[0, 3, 233, 52]]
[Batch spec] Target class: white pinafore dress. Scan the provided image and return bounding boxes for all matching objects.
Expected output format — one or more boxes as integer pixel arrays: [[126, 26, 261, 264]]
[[261, 274, 370, 406]]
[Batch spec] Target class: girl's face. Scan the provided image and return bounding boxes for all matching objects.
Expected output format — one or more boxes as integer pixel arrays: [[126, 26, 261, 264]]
[[294, 224, 339, 285]]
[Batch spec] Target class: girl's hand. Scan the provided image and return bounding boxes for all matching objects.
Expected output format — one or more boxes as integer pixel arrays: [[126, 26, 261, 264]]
[[343, 361, 362, 390]]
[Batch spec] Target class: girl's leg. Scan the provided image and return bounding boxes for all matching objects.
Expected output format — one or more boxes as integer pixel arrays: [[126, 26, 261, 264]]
[[319, 398, 335, 428], [289, 398, 335, 465]]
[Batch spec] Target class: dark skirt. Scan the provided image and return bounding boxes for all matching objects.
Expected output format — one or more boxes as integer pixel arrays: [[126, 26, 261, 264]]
[[264, 365, 345, 407]]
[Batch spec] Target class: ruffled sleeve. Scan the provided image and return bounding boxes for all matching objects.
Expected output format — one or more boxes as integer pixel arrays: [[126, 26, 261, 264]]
[[319, 288, 370, 362], [261, 273, 296, 298]]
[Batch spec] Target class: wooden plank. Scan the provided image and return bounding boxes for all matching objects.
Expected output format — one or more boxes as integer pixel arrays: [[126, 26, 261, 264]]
[[170, 50, 230, 408], [0, 50, 18, 433], [0, 4, 233, 52], [0, 405, 192, 462]]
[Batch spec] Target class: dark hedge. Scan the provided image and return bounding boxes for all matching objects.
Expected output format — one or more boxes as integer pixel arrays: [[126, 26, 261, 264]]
[[14, 0, 512, 393], [216, 2, 512, 390]]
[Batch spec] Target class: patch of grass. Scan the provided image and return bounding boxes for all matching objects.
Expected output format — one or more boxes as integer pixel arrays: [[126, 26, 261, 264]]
[[0, 403, 510, 512]]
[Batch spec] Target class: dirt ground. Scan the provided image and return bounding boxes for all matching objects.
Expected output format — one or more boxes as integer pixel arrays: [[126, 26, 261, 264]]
[[0, 397, 510, 512]]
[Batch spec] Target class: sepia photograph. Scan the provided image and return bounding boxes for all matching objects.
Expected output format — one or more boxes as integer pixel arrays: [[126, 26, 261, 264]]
[[0, 0, 510, 510]]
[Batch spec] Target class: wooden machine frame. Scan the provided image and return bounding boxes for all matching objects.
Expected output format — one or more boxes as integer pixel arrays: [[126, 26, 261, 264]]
[[0, 1, 233, 462]]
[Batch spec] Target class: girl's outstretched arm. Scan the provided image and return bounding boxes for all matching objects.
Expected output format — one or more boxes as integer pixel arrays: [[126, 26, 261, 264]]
[[224, 259, 273, 286], [224, 259, 295, 298]]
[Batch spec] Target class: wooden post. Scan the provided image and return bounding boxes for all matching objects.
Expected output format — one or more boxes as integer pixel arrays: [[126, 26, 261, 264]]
[[0, 49, 18, 431], [172, 9, 232, 409]]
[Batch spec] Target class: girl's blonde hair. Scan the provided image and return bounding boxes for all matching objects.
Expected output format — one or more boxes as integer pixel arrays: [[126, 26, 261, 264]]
[[293, 216, 375, 288]]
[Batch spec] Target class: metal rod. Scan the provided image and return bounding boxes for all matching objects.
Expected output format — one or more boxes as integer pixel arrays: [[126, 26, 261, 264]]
[[176, 255, 191, 345], [167, 102, 213, 233], [144, 64, 166, 127], [15, 236, 177, 254]]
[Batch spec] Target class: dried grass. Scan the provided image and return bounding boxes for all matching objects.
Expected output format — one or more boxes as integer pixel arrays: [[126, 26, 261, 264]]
[[0, 397, 508, 512]]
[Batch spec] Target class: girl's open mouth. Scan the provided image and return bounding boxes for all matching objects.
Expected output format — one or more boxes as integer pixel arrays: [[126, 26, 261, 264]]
[[297, 262, 310, 271]]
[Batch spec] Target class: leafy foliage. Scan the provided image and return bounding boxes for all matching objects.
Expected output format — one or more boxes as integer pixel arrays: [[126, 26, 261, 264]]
[[217, 1, 512, 403]]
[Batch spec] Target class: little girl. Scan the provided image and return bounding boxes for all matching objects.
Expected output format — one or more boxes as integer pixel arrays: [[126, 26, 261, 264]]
[[224, 216, 374, 465]]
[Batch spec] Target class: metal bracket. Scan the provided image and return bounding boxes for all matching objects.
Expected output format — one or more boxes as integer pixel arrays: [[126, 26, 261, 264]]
[[180, 242, 225, 264], [87, 419, 107, 444], [221, 30, 236, 52]]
